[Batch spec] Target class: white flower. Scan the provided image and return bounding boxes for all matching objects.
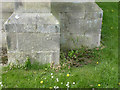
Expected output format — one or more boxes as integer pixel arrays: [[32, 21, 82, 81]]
[[1, 84, 3, 87], [66, 83, 68, 86], [61, 82, 63, 84], [56, 78, 59, 82], [51, 73, 53, 75], [0, 82, 2, 85], [67, 82, 69, 84], [66, 83, 69, 88], [54, 86, 56, 88], [73, 82, 75, 85], [51, 76, 53, 78], [56, 86, 59, 89]]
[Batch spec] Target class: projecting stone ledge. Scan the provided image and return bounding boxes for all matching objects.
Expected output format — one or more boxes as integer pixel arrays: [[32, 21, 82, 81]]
[[4, 13, 60, 65]]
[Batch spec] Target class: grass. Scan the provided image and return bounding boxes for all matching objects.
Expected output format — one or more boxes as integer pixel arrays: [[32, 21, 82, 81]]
[[1, 2, 119, 88]]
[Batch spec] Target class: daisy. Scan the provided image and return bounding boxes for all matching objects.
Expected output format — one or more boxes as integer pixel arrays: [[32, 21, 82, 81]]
[[1, 84, 3, 87], [54, 86, 56, 88], [56, 78, 59, 82], [51, 76, 53, 78], [56, 86, 59, 89], [51, 73, 53, 75], [73, 82, 75, 85], [67, 82, 69, 84]]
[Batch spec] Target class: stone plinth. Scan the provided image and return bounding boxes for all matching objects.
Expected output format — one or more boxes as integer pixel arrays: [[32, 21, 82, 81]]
[[4, 13, 60, 65], [51, 2, 103, 49]]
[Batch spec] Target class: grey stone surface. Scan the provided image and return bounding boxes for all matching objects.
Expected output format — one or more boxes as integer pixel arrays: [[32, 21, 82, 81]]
[[51, 2, 103, 49], [0, 19, 2, 30], [4, 2, 103, 65], [15, 2, 51, 13], [4, 13, 60, 65], [17, 33, 60, 52], [7, 51, 58, 65], [2, 2, 14, 13], [60, 33, 101, 49], [4, 13, 59, 33], [0, 2, 14, 59], [0, 31, 2, 48]]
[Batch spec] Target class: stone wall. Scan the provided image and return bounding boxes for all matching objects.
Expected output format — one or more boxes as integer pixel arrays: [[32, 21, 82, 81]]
[[0, 2, 14, 63], [51, 2, 103, 49], [3, 2, 103, 65], [4, 13, 60, 65], [14, 2, 51, 13]]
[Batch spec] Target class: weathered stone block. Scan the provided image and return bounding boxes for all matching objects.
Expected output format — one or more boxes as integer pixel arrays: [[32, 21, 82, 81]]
[[6, 32, 17, 51], [60, 19, 84, 34], [51, 2, 85, 13], [15, 2, 51, 13], [5, 24, 36, 32], [37, 24, 60, 33], [17, 33, 60, 52], [2, 2, 14, 13], [6, 13, 37, 24], [83, 18, 102, 31], [85, 11, 103, 19], [60, 33, 93, 49], [52, 2, 103, 49], [1, 12, 13, 20], [4, 13, 60, 65], [7, 50, 59, 65], [5, 13, 60, 33], [0, 31, 2, 48], [84, 2, 103, 12], [0, 19, 2, 30]]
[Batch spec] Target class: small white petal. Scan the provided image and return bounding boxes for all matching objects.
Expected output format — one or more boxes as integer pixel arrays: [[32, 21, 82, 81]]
[[56, 86, 59, 88], [51, 73, 53, 75], [61, 82, 63, 84], [56, 78, 59, 82], [66, 84, 68, 86], [1, 84, 3, 87], [0, 82, 2, 84], [73, 82, 75, 85], [51, 76, 53, 78]]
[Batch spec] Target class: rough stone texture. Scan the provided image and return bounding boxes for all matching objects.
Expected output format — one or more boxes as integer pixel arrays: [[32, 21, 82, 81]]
[[0, 2, 14, 64], [0, 31, 2, 54], [1, 2, 14, 22], [51, 2, 103, 49], [0, 2, 14, 57], [3, 2, 103, 65], [4, 13, 60, 65], [15, 2, 51, 13]]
